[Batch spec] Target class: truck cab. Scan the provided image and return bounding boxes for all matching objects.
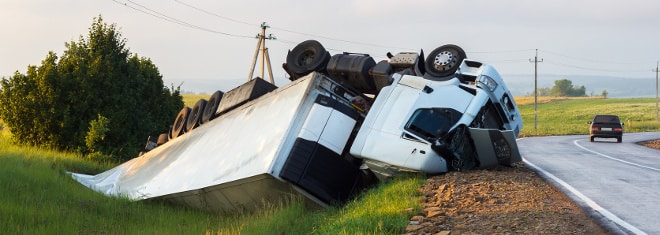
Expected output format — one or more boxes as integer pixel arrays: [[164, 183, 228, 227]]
[[349, 59, 522, 178]]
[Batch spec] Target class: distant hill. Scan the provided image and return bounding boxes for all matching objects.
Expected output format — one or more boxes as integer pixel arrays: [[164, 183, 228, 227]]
[[501, 74, 658, 98]]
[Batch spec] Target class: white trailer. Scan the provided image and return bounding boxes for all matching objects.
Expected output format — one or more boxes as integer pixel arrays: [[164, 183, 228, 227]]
[[71, 73, 371, 211]]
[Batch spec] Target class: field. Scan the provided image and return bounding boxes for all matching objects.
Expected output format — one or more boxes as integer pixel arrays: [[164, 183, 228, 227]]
[[1, 96, 659, 234], [182, 93, 213, 108], [515, 96, 660, 136]]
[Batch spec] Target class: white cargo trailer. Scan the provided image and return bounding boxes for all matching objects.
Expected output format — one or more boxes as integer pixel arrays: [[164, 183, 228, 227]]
[[71, 73, 371, 211]]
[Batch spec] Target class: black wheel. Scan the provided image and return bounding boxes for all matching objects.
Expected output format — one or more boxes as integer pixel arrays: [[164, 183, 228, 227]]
[[590, 136, 594, 142], [424, 44, 466, 78], [167, 126, 174, 140], [617, 137, 622, 143], [171, 107, 191, 138], [186, 99, 207, 132], [285, 40, 331, 77], [201, 90, 223, 124]]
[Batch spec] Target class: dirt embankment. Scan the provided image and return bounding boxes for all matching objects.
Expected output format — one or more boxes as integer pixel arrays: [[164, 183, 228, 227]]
[[405, 163, 611, 235]]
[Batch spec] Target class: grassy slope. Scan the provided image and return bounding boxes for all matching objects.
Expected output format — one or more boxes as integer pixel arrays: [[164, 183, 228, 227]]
[[0, 132, 423, 234]]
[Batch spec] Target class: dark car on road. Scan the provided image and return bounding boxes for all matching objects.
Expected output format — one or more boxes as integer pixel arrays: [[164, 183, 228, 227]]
[[589, 114, 623, 143]]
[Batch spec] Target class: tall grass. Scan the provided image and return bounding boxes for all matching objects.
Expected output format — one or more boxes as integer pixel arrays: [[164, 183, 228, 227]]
[[312, 177, 423, 234], [207, 176, 423, 234], [0, 133, 216, 234], [0, 132, 424, 234]]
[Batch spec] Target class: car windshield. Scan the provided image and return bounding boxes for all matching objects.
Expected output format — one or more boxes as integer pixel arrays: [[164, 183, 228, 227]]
[[405, 108, 462, 140], [593, 115, 620, 123]]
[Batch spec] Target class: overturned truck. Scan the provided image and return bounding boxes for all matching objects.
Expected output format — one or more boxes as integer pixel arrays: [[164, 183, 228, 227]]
[[71, 41, 523, 212]]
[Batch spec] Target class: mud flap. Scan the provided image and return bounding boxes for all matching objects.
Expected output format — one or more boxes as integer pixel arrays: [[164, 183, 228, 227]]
[[468, 128, 522, 168]]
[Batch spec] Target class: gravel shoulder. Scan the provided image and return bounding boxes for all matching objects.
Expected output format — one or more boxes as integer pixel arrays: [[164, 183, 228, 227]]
[[405, 162, 611, 234]]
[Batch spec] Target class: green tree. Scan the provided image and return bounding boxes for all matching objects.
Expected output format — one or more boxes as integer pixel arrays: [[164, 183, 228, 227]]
[[85, 114, 110, 154], [550, 79, 586, 97], [0, 16, 183, 161]]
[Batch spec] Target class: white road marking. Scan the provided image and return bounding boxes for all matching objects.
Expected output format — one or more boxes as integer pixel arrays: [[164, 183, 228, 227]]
[[524, 159, 647, 235], [573, 140, 660, 173]]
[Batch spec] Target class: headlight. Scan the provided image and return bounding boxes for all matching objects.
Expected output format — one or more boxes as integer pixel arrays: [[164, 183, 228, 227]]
[[478, 75, 498, 91]]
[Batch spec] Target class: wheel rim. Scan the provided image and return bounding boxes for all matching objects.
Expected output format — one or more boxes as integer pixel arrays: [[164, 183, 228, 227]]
[[297, 50, 316, 67], [433, 50, 458, 71]]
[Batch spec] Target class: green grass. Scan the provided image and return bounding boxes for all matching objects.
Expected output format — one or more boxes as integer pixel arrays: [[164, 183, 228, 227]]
[[0, 131, 423, 234], [208, 176, 423, 234], [0, 133, 217, 234], [517, 97, 660, 136]]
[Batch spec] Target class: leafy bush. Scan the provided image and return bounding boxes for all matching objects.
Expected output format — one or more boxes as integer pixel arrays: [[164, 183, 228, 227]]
[[0, 16, 183, 161]]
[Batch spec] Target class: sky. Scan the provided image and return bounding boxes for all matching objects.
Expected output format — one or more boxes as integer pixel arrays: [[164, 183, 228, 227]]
[[2, 0, 660, 94]]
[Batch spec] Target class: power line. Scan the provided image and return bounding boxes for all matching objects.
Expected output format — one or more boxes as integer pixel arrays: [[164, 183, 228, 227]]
[[540, 49, 642, 65], [469, 49, 536, 54], [172, 0, 415, 51], [479, 59, 530, 64], [111, 0, 253, 38], [544, 60, 648, 74], [172, 0, 256, 27], [271, 27, 416, 51]]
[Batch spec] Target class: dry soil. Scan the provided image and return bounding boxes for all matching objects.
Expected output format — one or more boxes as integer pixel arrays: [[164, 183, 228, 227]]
[[406, 141, 660, 234]]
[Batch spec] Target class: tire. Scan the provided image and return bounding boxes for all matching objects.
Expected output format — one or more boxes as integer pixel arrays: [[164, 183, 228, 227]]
[[617, 137, 622, 143], [285, 40, 331, 77], [171, 107, 191, 138], [590, 136, 594, 142], [201, 90, 223, 124], [424, 44, 466, 78], [186, 99, 207, 132]]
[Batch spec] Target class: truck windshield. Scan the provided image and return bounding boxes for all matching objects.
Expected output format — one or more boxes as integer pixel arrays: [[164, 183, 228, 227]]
[[405, 108, 462, 140]]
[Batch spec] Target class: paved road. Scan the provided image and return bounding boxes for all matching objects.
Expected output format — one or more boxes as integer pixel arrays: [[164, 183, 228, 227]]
[[518, 132, 660, 235]]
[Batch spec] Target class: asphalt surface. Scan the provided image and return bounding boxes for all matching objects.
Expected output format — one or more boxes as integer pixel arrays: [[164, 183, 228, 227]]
[[518, 132, 660, 235]]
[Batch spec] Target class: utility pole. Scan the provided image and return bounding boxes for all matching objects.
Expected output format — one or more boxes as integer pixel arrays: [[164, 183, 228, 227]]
[[529, 49, 543, 129], [655, 62, 659, 121], [248, 22, 276, 84]]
